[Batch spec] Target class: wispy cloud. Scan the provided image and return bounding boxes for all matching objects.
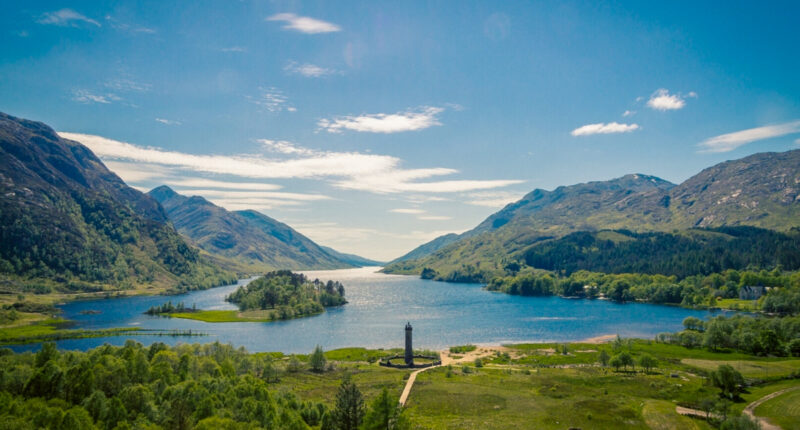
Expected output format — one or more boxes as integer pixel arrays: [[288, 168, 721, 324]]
[[646, 89, 696, 111], [284, 61, 339, 78], [267, 13, 341, 34], [390, 208, 425, 214], [72, 89, 120, 104], [248, 87, 294, 113], [319, 106, 444, 134], [464, 191, 525, 208], [418, 215, 452, 221], [220, 46, 247, 53], [258, 139, 315, 156], [105, 78, 151, 92], [698, 120, 800, 153], [102, 161, 168, 182], [622, 110, 636, 117], [58, 132, 522, 195], [38, 9, 100, 27], [571, 122, 639, 136], [155, 118, 181, 126], [167, 178, 282, 191], [104, 16, 155, 34]]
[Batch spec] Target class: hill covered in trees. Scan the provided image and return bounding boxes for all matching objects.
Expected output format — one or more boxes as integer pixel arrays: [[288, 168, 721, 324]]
[[385, 150, 800, 276], [149, 186, 371, 271], [522, 227, 800, 278], [0, 112, 234, 296], [226, 271, 347, 320]]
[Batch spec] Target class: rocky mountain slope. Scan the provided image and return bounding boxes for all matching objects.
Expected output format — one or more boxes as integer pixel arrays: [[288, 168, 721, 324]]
[[0, 112, 232, 294], [149, 186, 371, 271], [385, 150, 800, 276]]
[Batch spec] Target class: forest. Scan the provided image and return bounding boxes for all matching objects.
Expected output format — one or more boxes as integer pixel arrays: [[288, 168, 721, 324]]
[[521, 227, 800, 277], [486, 268, 800, 311], [0, 341, 407, 430], [660, 314, 800, 357], [226, 271, 347, 320]]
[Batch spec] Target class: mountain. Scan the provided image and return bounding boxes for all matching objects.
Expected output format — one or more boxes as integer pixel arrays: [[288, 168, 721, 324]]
[[0, 112, 233, 294], [385, 150, 800, 277], [388, 233, 461, 264], [149, 186, 366, 271], [319, 246, 384, 267]]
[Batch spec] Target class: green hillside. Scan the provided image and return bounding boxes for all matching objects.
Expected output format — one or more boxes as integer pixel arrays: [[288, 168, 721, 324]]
[[0, 112, 234, 300], [385, 150, 800, 277], [149, 186, 358, 271]]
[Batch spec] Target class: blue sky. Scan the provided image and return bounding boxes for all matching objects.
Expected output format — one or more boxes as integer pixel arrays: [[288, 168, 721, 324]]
[[2, 1, 799, 260]]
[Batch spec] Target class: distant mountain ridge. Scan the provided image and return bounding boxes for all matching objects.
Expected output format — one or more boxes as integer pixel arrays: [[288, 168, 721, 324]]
[[319, 246, 384, 267], [0, 112, 232, 292], [385, 150, 800, 275], [149, 186, 374, 271]]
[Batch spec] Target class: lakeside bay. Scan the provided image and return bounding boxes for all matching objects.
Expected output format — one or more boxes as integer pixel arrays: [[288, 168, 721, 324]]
[[9, 267, 717, 353]]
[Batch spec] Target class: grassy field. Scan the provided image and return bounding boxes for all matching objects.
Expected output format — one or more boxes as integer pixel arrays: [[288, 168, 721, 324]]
[[168, 308, 326, 322], [641, 400, 714, 430], [715, 298, 759, 311], [169, 309, 274, 322], [274, 361, 408, 405], [0, 318, 148, 345], [404, 365, 715, 429], [680, 358, 800, 379], [753, 387, 800, 429]]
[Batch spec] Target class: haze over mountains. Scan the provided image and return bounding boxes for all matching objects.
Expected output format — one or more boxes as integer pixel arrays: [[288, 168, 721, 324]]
[[385, 150, 800, 275], [149, 185, 381, 271]]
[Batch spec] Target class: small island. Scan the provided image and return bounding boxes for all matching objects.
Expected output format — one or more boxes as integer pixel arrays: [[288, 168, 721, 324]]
[[145, 270, 347, 323]]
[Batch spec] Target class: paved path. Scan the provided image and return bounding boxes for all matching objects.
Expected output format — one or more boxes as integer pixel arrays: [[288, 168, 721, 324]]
[[743, 386, 800, 430], [398, 365, 441, 406]]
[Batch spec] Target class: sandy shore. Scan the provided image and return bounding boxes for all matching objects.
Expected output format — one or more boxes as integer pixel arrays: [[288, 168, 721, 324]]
[[579, 334, 618, 344]]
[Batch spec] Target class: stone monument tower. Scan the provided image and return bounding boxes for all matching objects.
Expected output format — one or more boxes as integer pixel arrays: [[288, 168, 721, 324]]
[[404, 322, 413, 366]]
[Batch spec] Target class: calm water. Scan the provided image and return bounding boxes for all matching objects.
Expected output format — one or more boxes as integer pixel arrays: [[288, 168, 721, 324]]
[[12, 267, 719, 353]]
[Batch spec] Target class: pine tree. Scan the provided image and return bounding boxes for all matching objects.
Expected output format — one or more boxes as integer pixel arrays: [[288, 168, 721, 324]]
[[310, 345, 326, 373], [332, 377, 365, 430]]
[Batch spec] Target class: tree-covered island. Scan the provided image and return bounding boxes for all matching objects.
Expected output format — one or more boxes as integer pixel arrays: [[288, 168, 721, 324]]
[[145, 271, 348, 323]]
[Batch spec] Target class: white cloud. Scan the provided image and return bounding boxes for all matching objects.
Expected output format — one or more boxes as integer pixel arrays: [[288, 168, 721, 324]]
[[390, 208, 425, 214], [646, 89, 693, 111], [795, 138, 800, 145], [104, 16, 155, 34], [166, 178, 282, 191], [319, 106, 444, 134], [176, 189, 330, 202], [155, 118, 181, 126], [72, 89, 120, 104], [258, 139, 315, 156], [102, 161, 168, 182], [418, 215, 452, 221], [267, 13, 341, 34], [464, 191, 525, 208], [571, 122, 639, 136], [221, 46, 246, 53], [698, 120, 800, 153], [58, 132, 523, 195], [58, 132, 394, 179], [622, 110, 636, 117], [335, 176, 524, 194], [105, 79, 151, 92], [38, 9, 100, 27], [248, 87, 293, 112], [284, 61, 338, 78]]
